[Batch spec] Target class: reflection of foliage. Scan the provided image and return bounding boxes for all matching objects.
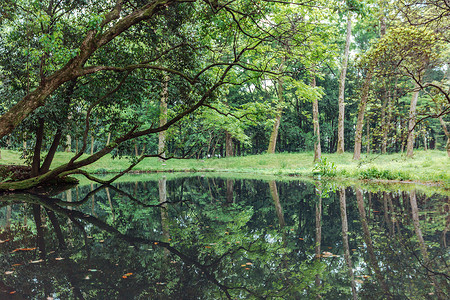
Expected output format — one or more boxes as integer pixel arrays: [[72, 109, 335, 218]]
[[0, 178, 448, 299]]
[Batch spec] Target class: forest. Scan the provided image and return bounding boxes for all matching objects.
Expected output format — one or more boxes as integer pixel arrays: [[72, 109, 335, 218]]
[[1, 2, 449, 299], [0, 0, 449, 190]]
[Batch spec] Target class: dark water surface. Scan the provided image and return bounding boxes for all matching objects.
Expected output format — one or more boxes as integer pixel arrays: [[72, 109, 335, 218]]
[[0, 176, 448, 299]]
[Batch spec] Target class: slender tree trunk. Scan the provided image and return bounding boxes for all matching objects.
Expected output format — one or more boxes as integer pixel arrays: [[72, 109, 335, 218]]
[[353, 69, 373, 160], [106, 132, 111, 146], [31, 118, 45, 177], [269, 181, 285, 228], [314, 182, 322, 288], [40, 128, 63, 174], [90, 134, 95, 155], [311, 74, 321, 161], [339, 188, 357, 300], [159, 177, 169, 242], [382, 90, 392, 153], [438, 116, 450, 157], [268, 63, 284, 154], [105, 187, 115, 222], [409, 190, 445, 299], [337, 13, 352, 154], [65, 134, 72, 152], [159, 75, 169, 160], [423, 128, 428, 151], [406, 83, 420, 158], [226, 179, 234, 204], [366, 121, 370, 154], [355, 188, 391, 297], [225, 131, 234, 157]]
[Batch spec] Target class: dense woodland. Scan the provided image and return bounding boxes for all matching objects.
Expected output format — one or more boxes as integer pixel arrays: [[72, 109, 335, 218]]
[[0, 0, 449, 189]]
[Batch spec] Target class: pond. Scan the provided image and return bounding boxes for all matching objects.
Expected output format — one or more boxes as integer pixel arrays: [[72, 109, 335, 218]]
[[0, 176, 448, 299]]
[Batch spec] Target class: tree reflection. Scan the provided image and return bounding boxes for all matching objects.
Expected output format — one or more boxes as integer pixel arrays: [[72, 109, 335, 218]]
[[0, 179, 448, 299]]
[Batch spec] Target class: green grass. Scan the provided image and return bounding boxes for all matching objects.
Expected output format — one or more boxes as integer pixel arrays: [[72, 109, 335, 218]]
[[1, 149, 449, 186]]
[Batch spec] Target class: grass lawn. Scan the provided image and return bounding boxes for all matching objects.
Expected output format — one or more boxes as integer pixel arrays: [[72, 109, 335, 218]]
[[1, 149, 449, 185]]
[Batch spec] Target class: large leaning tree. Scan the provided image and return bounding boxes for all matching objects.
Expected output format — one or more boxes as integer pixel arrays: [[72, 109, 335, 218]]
[[0, 0, 314, 191]]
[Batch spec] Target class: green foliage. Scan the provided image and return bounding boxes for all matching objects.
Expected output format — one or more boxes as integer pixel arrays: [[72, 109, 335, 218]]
[[358, 167, 409, 181], [312, 157, 337, 177]]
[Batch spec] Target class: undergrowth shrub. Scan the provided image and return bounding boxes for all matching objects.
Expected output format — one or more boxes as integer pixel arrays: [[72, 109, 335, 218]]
[[359, 167, 409, 181], [313, 157, 337, 177]]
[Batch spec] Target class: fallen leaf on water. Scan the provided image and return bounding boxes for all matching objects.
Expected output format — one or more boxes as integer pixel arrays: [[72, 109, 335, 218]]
[[55, 257, 64, 261], [12, 247, 37, 252], [9, 291, 16, 294], [30, 259, 44, 264], [5, 271, 14, 275]]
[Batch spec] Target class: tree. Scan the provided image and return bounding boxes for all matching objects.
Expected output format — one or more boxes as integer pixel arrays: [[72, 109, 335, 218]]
[[0, 0, 296, 190], [336, 12, 352, 154]]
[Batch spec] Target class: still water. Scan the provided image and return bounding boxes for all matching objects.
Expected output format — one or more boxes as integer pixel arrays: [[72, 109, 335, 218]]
[[0, 176, 448, 299]]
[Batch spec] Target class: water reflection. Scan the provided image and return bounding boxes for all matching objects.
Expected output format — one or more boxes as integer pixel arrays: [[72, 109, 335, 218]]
[[0, 177, 448, 299]]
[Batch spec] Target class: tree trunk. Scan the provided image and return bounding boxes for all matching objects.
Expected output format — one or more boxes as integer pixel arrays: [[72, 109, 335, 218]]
[[423, 128, 428, 151], [311, 74, 321, 161], [65, 134, 72, 152], [406, 83, 420, 158], [382, 90, 392, 153], [366, 121, 370, 154], [40, 128, 63, 174], [225, 131, 234, 157], [410, 190, 445, 299], [269, 181, 285, 230], [268, 108, 282, 154], [159, 75, 169, 160], [226, 179, 234, 204], [90, 134, 95, 155], [314, 182, 322, 287], [31, 118, 45, 177], [106, 132, 111, 146], [268, 63, 284, 154], [337, 13, 352, 154], [339, 188, 357, 300], [353, 69, 373, 160], [438, 116, 450, 157], [355, 189, 390, 296]]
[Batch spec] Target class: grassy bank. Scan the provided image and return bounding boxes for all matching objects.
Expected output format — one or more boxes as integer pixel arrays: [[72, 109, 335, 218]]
[[1, 149, 449, 186]]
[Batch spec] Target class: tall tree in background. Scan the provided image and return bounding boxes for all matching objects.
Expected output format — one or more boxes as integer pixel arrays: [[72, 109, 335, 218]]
[[336, 12, 352, 154], [159, 75, 169, 160]]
